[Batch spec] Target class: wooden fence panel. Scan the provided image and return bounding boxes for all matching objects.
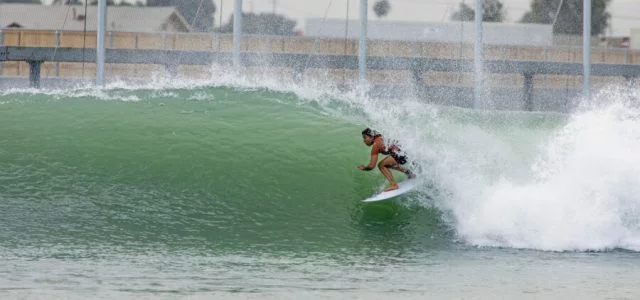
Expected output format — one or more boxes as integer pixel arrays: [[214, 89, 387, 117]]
[[174, 33, 213, 51], [631, 52, 640, 64], [135, 33, 164, 49], [19, 31, 56, 47], [2, 30, 21, 46], [109, 32, 136, 49], [59, 31, 97, 48]]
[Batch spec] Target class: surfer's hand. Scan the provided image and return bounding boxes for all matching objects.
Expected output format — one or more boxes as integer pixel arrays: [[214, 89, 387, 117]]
[[357, 165, 367, 170]]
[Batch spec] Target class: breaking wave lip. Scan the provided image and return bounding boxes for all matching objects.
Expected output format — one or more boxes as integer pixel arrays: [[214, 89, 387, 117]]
[[0, 64, 355, 104]]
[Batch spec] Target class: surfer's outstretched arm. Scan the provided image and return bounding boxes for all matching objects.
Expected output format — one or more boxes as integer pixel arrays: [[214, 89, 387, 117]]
[[357, 152, 379, 171]]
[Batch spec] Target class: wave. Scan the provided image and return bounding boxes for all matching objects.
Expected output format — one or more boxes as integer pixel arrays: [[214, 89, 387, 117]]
[[1, 74, 639, 253]]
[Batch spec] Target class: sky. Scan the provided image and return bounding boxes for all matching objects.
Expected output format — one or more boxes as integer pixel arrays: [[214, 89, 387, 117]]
[[42, 0, 640, 36]]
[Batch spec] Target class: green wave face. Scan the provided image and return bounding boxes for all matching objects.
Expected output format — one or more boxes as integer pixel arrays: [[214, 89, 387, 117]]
[[7, 84, 636, 254], [0, 86, 452, 257]]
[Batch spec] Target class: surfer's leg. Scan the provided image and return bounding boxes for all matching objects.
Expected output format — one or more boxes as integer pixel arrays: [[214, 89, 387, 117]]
[[389, 153, 415, 179], [378, 156, 399, 191], [392, 165, 416, 179]]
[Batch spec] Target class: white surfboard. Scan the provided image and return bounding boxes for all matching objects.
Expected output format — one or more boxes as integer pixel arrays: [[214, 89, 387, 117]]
[[362, 179, 417, 203]]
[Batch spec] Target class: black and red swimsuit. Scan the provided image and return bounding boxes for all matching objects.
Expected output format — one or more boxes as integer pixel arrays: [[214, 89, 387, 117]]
[[376, 137, 408, 165]]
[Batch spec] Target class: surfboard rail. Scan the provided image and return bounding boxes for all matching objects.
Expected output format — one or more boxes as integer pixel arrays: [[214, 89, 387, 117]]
[[362, 179, 417, 202]]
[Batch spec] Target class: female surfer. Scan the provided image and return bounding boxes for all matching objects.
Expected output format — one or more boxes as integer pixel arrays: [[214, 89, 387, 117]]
[[357, 128, 415, 192]]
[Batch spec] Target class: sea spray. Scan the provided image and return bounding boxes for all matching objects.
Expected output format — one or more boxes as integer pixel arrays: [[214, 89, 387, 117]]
[[455, 87, 640, 251]]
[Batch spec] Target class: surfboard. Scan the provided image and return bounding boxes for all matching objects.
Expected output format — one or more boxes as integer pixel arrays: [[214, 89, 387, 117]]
[[362, 179, 417, 203]]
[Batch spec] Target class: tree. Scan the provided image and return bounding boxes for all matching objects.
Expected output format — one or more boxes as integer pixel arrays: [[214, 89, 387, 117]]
[[451, 0, 505, 22], [373, 0, 391, 18], [0, 0, 42, 3], [218, 12, 297, 36], [450, 3, 474, 21], [520, 0, 611, 35], [147, 0, 216, 32]]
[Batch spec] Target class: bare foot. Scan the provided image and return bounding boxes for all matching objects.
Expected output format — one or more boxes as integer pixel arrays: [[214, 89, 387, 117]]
[[384, 184, 399, 192]]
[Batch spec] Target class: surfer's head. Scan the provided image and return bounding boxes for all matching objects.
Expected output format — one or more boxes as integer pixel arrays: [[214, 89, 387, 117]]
[[361, 128, 380, 146]]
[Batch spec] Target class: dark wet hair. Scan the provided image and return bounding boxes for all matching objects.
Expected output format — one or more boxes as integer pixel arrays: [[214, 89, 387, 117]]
[[361, 128, 380, 138]]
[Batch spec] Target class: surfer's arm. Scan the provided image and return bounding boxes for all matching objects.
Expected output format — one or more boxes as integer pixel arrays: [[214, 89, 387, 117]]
[[358, 154, 378, 171], [358, 143, 380, 171]]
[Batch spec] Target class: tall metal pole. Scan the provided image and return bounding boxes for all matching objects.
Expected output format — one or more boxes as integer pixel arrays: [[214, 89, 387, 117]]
[[96, 0, 107, 86], [474, 0, 483, 109], [55, 30, 61, 77], [0, 30, 4, 77], [359, 0, 368, 85], [233, 0, 243, 73], [583, 0, 591, 98]]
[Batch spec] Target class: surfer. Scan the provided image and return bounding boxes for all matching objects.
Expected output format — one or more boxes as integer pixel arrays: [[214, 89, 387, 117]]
[[357, 128, 415, 191]]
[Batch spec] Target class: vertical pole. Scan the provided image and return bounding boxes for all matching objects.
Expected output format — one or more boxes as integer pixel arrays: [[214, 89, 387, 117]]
[[524, 73, 534, 111], [96, 0, 107, 86], [474, 0, 483, 109], [583, 0, 591, 99], [29, 61, 42, 89], [55, 30, 61, 77], [109, 31, 114, 77], [624, 76, 635, 88], [359, 0, 368, 85], [412, 69, 425, 98], [162, 32, 167, 50], [233, 0, 243, 72], [215, 33, 221, 64], [0, 30, 4, 77]]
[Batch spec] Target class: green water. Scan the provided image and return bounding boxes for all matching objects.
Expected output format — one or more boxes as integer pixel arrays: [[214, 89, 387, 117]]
[[1, 85, 640, 299], [0, 87, 449, 256]]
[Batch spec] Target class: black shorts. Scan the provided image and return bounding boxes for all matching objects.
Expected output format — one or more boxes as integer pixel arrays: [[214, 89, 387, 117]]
[[390, 152, 407, 165]]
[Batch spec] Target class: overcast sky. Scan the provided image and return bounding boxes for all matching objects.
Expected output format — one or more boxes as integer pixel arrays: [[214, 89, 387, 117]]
[[43, 0, 639, 36]]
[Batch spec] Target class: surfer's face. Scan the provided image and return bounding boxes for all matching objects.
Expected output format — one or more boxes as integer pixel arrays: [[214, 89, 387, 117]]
[[362, 134, 374, 146]]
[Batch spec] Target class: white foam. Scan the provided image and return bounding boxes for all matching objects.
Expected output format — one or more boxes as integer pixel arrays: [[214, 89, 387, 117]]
[[452, 87, 640, 251]]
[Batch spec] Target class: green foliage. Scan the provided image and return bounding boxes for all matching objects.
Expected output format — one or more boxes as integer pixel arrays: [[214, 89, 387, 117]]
[[218, 12, 297, 36], [373, 0, 391, 18], [147, 0, 216, 32], [450, 2, 474, 21], [450, 0, 505, 22], [520, 0, 611, 35]]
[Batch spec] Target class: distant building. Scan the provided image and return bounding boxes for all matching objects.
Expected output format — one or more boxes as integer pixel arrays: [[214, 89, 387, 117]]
[[599, 36, 630, 48], [632, 29, 640, 49], [0, 3, 192, 32], [305, 19, 553, 47]]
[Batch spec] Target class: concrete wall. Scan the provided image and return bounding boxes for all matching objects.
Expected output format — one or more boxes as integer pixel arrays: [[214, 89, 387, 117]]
[[305, 19, 553, 46]]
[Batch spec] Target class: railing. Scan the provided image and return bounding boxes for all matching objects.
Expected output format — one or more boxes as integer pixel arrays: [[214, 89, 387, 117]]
[[1, 29, 638, 62]]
